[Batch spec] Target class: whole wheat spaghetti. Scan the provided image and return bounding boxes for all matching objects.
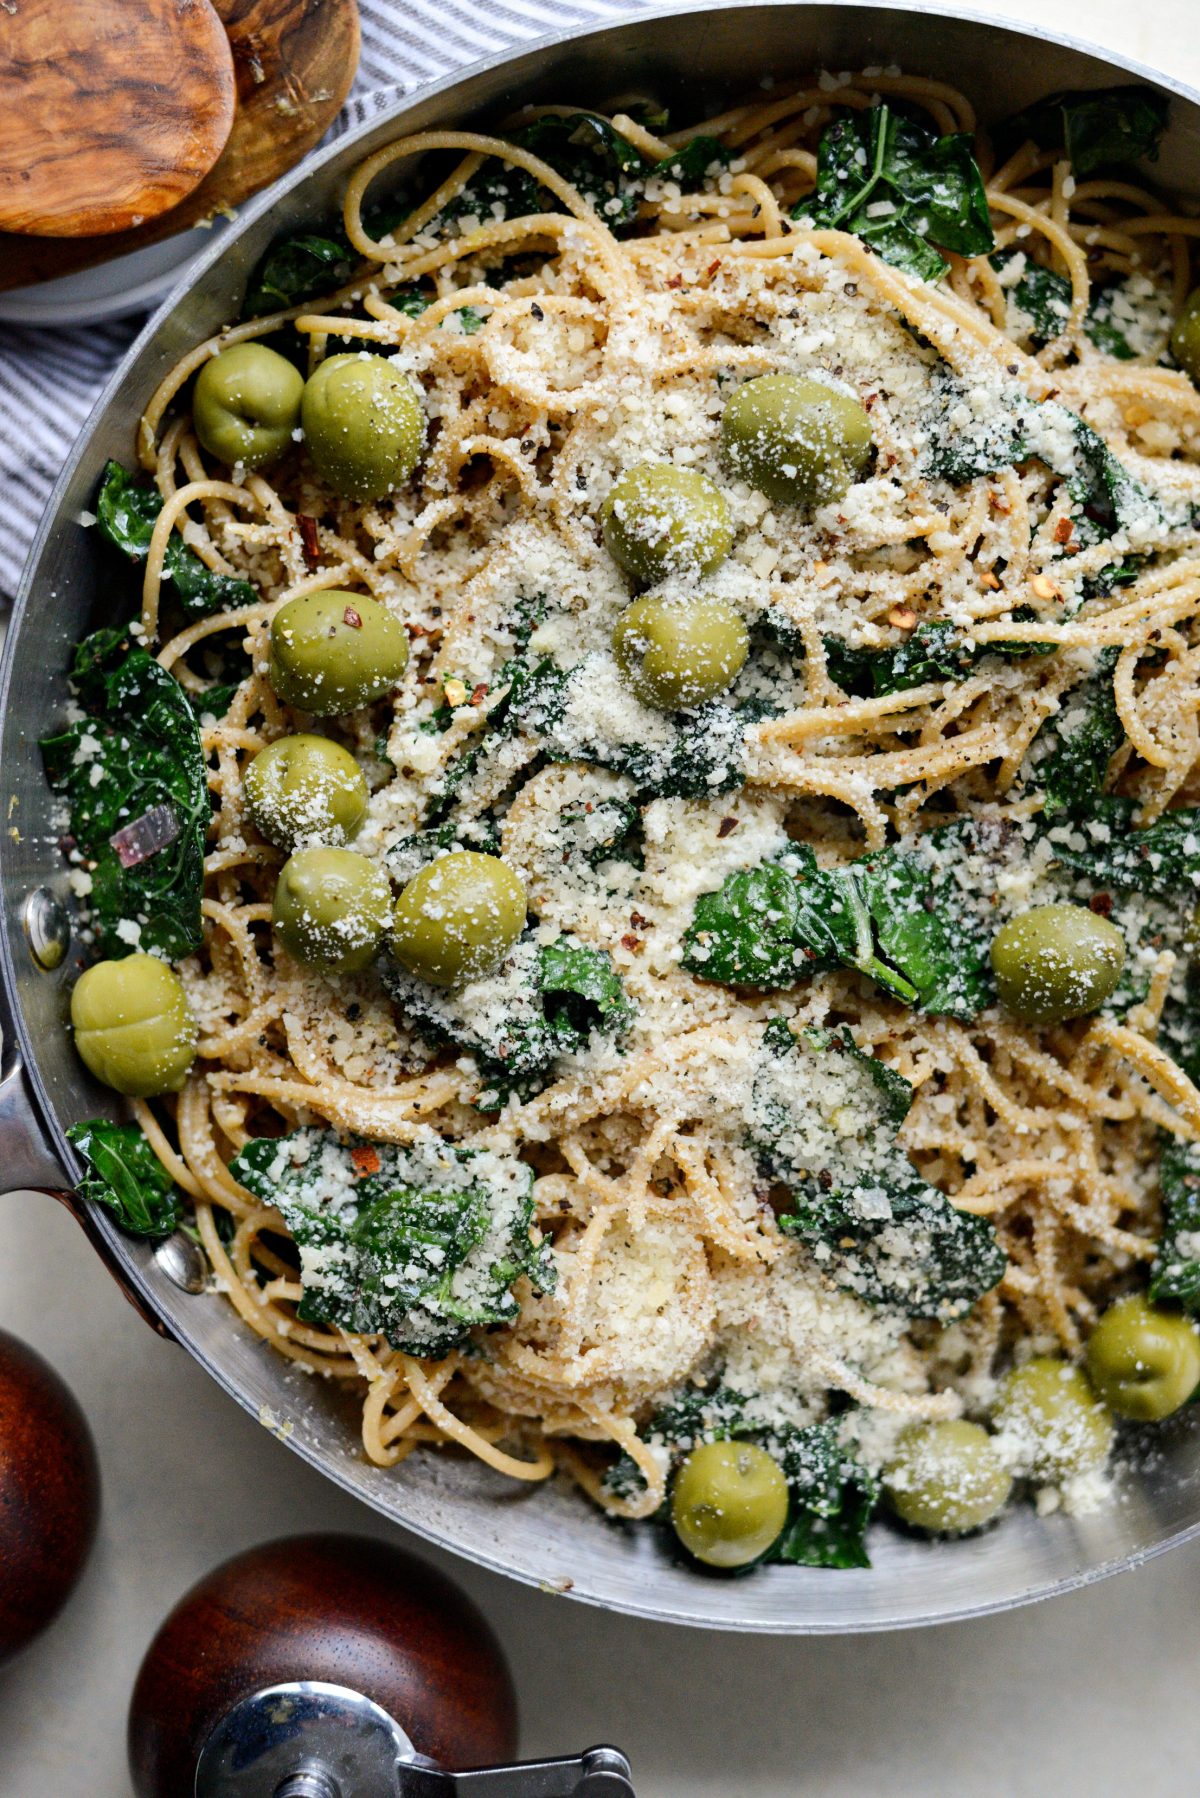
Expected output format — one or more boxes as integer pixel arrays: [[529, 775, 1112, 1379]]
[[67, 71, 1200, 1560]]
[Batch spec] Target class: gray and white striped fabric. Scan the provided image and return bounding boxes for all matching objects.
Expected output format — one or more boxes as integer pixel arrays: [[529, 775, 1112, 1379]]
[[0, 0, 647, 601]]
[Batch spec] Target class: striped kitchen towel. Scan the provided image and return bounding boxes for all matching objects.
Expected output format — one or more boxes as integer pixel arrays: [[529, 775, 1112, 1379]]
[[0, 0, 650, 602]]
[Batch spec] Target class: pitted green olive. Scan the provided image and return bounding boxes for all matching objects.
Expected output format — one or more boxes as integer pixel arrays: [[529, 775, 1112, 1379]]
[[1085, 1294, 1200, 1421], [1171, 287, 1200, 385], [272, 847, 391, 972], [268, 591, 409, 715], [244, 734, 368, 851], [720, 372, 873, 508], [70, 954, 196, 1097], [193, 343, 304, 471], [990, 902, 1125, 1024], [301, 353, 424, 501], [612, 594, 749, 711], [992, 1357, 1113, 1482], [670, 1440, 789, 1568], [884, 1419, 1011, 1534], [601, 464, 733, 584], [391, 851, 527, 988]]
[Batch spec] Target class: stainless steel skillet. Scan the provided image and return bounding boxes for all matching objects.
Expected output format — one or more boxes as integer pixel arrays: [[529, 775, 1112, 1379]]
[[6, 1, 1200, 1633]]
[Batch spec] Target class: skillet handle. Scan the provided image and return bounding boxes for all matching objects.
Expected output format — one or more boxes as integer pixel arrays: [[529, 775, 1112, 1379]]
[[0, 982, 176, 1340]]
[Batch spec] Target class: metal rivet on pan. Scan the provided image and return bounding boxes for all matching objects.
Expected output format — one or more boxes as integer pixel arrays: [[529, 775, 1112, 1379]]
[[154, 1232, 207, 1295], [23, 887, 70, 971]]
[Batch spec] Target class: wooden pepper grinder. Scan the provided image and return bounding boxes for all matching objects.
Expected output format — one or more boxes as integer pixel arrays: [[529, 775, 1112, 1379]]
[[0, 1327, 100, 1663], [128, 1533, 636, 1796]]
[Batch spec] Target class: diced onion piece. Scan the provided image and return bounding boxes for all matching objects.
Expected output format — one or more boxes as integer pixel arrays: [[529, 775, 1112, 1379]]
[[109, 803, 181, 869]]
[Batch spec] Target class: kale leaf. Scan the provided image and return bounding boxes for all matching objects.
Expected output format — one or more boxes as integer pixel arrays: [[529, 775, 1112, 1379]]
[[603, 1383, 747, 1501], [990, 248, 1137, 357], [558, 793, 644, 870], [1030, 648, 1122, 816], [95, 460, 257, 623], [1062, 411, 1160, 546], [682, 829, 996, 1019], [771, 1422, 878, 1569], [991, 248, 1074, 345], [41, 627, 209, 960], [231, 1127, 553, 1354], [797, 104, 993, 281], [444, 112, 728, 236], [810, 617, 1049, 700], [1045, 799, 1200, 896], [383, 934, 633, 1106], [67, 1120, 183, 1238], [923, 380, 1160, 543], [1150, 1136, 1200, 1313], [431, 643, 747, 819], [510, 656, 747, 799], [758, 1023, 1006, 1318], [999, 86, 1169, 177], [682, 859, 817, 989], [243, 231, 357, 318], [923, 362, 1032, 484]]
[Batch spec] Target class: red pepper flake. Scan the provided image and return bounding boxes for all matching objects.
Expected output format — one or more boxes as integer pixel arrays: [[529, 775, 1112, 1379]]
[[705, 259, 722, 278], [1089, 892, 1114, 918], [343, 607, 363, 629], [666, 274, 684, 289], [621, 933, 641, 952], [863, 392, 878, 412], [297, 515, 320, 569], [469, 682, 488, 707], [717, 817, 739, 839], [1053, 517, 1075, 546], [629, 911, 648, 930], [350, 1146, 382, 1176]]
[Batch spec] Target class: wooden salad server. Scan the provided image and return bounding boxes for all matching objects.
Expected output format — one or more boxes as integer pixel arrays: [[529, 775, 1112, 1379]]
[[128, 1534, 636, 1796], [0, 0, 237, 237], [0, 0, 361, 292]]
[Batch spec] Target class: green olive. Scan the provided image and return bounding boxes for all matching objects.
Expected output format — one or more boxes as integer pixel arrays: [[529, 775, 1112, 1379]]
[[884, 1419, 1011, 1534], [272, 847, 391, 972], [992, 1357, 1113, 1482], [990, 902, 1125, 1024], [1171, 287, 1200, 385], [192, 343, 304, 471], [720, 373, 873, 508], [244, 734, 368, 851], [612, 594, 749, 711], [1085, 1294, 1200, 1421], [391, 851, 526, 988], [301, 353, 424, 501], [269, 591, 409, 715], [670, 1440, 789, 1569], [70, 953, 196, 1097], [601, 464, 733, 584]]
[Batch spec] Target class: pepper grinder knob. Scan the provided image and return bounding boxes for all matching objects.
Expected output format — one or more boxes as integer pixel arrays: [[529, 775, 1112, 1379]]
[[127, 1534, 518, 1798], [0, 1326, 100, 1662]]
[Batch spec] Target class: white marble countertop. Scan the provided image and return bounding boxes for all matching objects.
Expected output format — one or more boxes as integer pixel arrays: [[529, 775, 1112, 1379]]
[[5, 3, 1200, 1791]]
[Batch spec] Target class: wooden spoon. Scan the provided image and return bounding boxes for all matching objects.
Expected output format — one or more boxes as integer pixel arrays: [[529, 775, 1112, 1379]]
[[0, 0, 361, 293], [0, 0, 237, 237]]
